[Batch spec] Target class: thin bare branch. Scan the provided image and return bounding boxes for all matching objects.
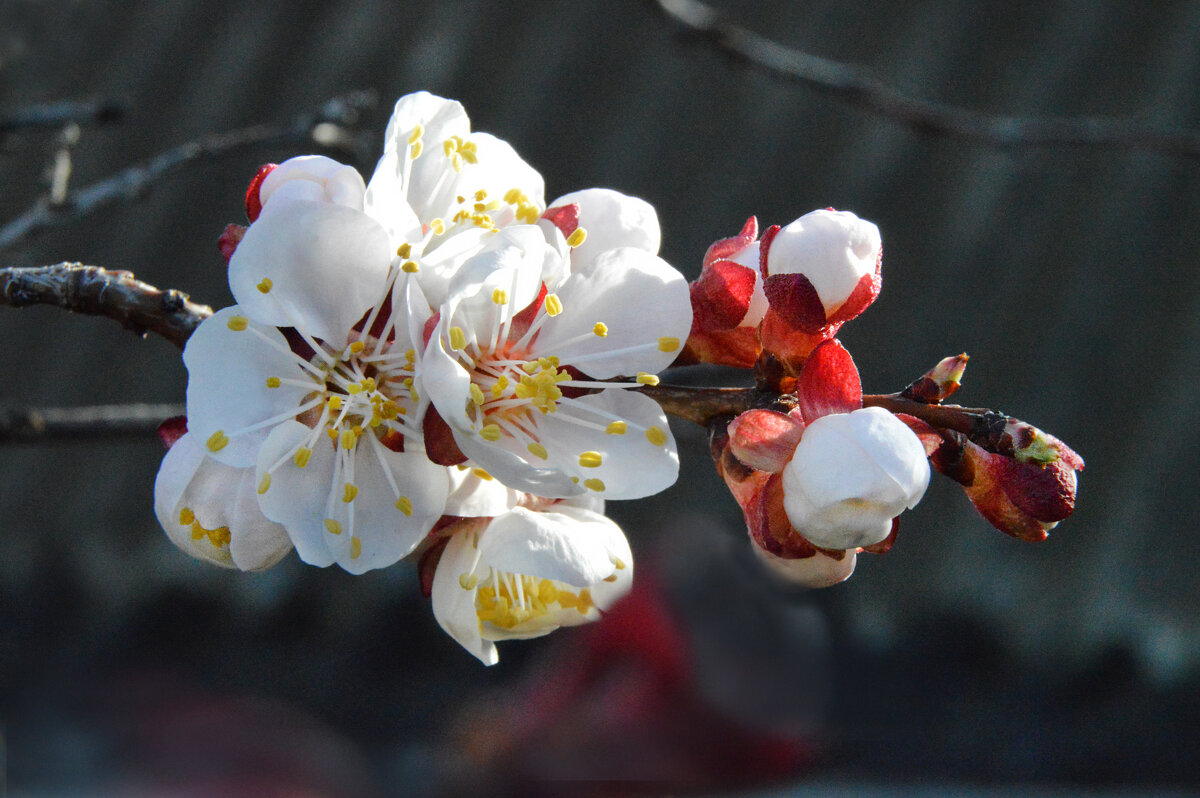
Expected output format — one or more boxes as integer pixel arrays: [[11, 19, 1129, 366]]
[[0, 263, 212, 348], [0, 403, 183, 443], [0, 90, 378, 251], [0, 97, 126, 135], [654, 0, 1200, 158]]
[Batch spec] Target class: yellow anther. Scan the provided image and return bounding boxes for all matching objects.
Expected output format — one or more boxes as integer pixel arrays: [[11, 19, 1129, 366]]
[[256, 278, 273, 294], [469, 383, 485, 406], [409, 140, 423, 159], [459, 140, 478, 164], [395, 496, 413, 516], [443, 136, 458, 156], [605, 421, 627, 435], [327, 429, 339, 440], [583, 478, 606, 492], [557, 589, 579, 609], [593, 322, 608, 337], [645, 426, 668, 446], [480, 423, 502, 442], [327, 396, 344, 411], [430, 218, 446, 235], [293, 447, 312, 468], [350, 536, 362, 560], [566, 227, 587, 248], [636, 372, 660, 386], [380, 400, 401, 419], [369, 413, 383, 428], [504, 187, 523, 204], [349, 340, 366, 354], [408, 124, 423, 144], [492, 288, 508, 305], [456, 195, 466, 205], [340, 429, 357, 450], [472, 468, 493, 481], [257, 473, 271, 495], [614, 557, 627, 570], [491, 375, 509, 397], [401, 260, 420, 273], [397, 242, 412, 259], [538, 357, 554, 369], [449, 326, 467, 350], [474, 202, 487, 212], [527, 442, 549, 460], [324, 518, 342, 535], [362, 377, 377, 392], [657, 336, 680, 352], [604, 574, 618, 583], [516, 203, 540, 224], [544, 294, 563, 317], [226, 316, 249, 332], [571, 477, 580, 484], [578, 451, 603, 468], [206, 430, 229, 452], [577, 588, 594, 614], [266, 376, 282, 389], [474, 189, 487, 201], [459, 573, 479, 590], [347, 382, 364, 395], [405, 348, 416, 362], [342, 483, 358, 503], [179, 507, 195, 525]]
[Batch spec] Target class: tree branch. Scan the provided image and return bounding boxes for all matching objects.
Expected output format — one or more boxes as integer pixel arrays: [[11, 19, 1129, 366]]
[[654, 0, 1200, 158], [0, 263, 212, 348], [0, 403, 183, 443], [0, 90, 378, 251], [0, 97, 126, 135]]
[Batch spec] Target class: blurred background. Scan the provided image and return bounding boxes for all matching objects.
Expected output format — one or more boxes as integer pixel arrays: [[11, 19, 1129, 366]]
[[2, 1, 1198, 795]]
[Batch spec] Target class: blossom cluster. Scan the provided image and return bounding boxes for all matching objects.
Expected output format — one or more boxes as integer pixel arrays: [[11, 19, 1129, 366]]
[[153, 90, 1083, 663], [156, 92, 689, 664]]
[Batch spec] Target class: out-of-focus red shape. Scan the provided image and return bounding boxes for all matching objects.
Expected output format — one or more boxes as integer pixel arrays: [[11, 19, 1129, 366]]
[[217, 223, 245, 263], [157, 416, 188, 449], [449, 569, 815, 795]]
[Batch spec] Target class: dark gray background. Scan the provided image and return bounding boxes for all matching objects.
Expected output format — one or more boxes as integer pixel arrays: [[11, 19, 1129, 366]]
[[2, 1, 1197, 794]]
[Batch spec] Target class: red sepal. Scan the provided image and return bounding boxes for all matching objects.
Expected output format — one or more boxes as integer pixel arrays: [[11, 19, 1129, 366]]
[[757, 224, 781, 280], [245, 163, 276, 222], [727, 409, 804, 474], [794, 338, 862, 423], [763, 272, 830, 334], [157, 416, 188, 449], [679, 326, 759, 369], [825, 266, 882, 328], [217, 224, 245, 263], [417, 536, 449, 598], [690, 260, 758, 332], [509, 282, 548, 343], [702, 216, 758, 268], [541, 203, 580, 238], [422, 407, 468, 466], [379, 428, 406, 453]]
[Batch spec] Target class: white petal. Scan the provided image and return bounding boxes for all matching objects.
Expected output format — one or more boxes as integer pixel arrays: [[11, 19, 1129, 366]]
[[431, 530, 499, 665], [184, 307, 318, 468], [412, 225, 494, 309], [444, 467, 521, 517], [382, 91, 469, 157], [259, 155, 366, 213], [551, 505, 632, 609], [363, 148, 424, 247], [228, 200, 392, 344], [550, 188, 661, 267], [767, 209, 880, 315], [753, 545, 857, 588], [407, 132, 544, 226], [155, 433, 292, 570], [478, 506, 616, 586], [454, 428, 585, 499], [534, 247, 692, 378], [843, 406, 931, 507], [444, 226, 550, 329], [537, 389, 680, 500], [254, 421, 338, 567]]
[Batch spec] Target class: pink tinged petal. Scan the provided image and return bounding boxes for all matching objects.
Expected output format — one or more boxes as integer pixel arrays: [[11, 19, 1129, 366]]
[[753, 544, 856, 588], [258, 155, 366, 213], [794, 338, 863, 423], [154, 433, 292, 571], [228, 200, 392, 344], [549, 188, 662, 268], [536, 389, 680, 500], [702, 216, 758, 268], [183, 307, 317, 468], [535, 247, 692, 378], [431, 530, 499, 666], [763, 209, 882, 317], [690, 259, 758, 332], [727, 409, 804, 474], [480, 506, 617, 586]]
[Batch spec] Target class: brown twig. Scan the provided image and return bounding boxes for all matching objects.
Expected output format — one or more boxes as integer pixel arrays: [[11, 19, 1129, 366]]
[[0, 97, 126, 135], [0, 403, 183, 443], [654, 0, 1200, 158], [0, 90, 378, 251], [0, 263, 212, 348]]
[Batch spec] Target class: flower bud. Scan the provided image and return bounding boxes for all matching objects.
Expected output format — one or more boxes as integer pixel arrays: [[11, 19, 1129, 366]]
[[760, 209, 882, 333], [781, 406, 930, 549], [253, 155, 367, 217]]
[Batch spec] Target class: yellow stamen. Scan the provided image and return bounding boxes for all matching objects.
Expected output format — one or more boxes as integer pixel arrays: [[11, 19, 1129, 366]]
[[265, 376, 281, 389], [583, 478, 606, 492], [593, 322, 608, 337], [256, 278, 273, 294], [578, 451, 603, 468], [397, 242, 412, 258], [544, 294, 563, 317], [226, 316, 248, 332], [492, 288, 508, 305], [430, 218, 446, 235], [605, 421, 627, 435], [614, 557, 627, 570], [491, 375, 509, 397], [527, 442, 548, 460], [645, 426, 668, 446], [179, 507, 195, 525], [657, 336, 680, 352], [340, 430, 357, 450], [293, 447, 312, 468], [342, 483, 358, 503], [474, 189, 487, 201], [327, 396, 343, 411], [324, 518, 342, 535], [449, 326, 467, 350], [257, 473, 271, 495], [472, 468, 493, 481], [395, 496, 413, 516], [480, 424, 502, 442], [350, 340, 365, 354], [566, 227, 587, 248], [206, 430, 229, 452], [409, 140, 423, 159], [470, 384, 486, 406], [401, 260, 420, 273], [350, 536, 362, 560], [347, 382, 364, 395], [408, 124, 423, 144], [636, 372, 660, 386], [459, 573, 478, 590]]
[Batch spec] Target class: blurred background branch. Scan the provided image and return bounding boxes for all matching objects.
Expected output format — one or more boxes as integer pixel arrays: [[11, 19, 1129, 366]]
[[0, 96, 126, 135], [0, 402, 182, 443], [655, 0, 1200, 157]]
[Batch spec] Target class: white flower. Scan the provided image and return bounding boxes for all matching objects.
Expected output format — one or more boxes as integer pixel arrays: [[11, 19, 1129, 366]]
[[431, 498, 632, 665], [419, 208, 691, 499], [764, 208, 881, 318], [154, 432, 292, 570], [752, 544, 856, 589], [781, 406, 930, 549], [185, 184, 450, 572]]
